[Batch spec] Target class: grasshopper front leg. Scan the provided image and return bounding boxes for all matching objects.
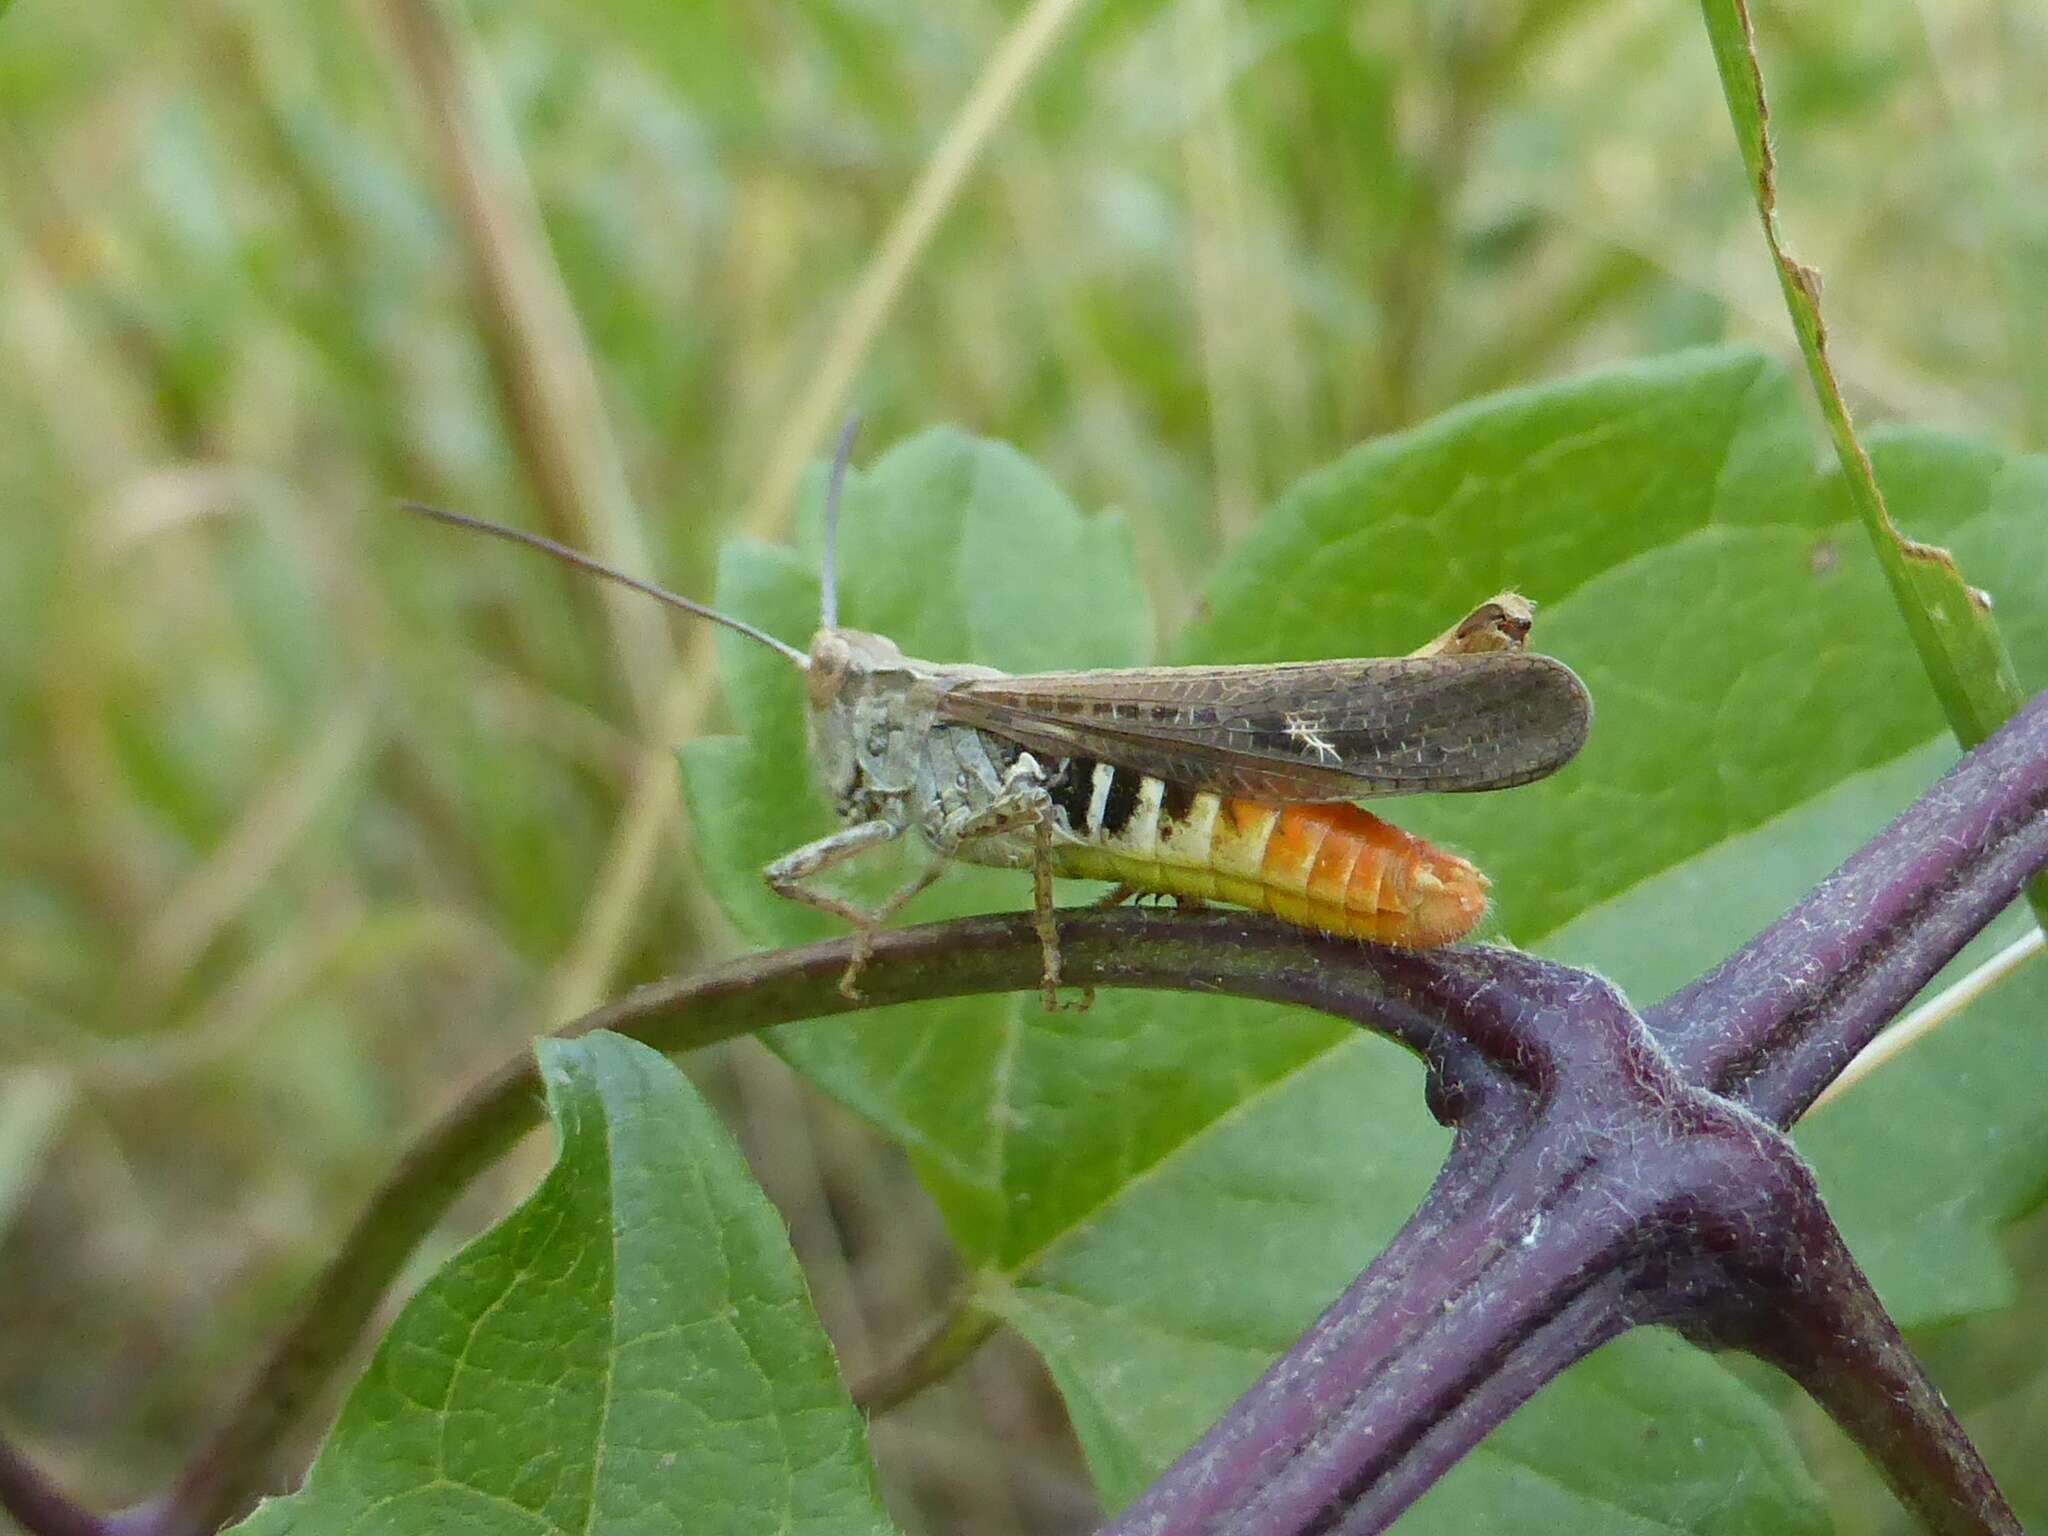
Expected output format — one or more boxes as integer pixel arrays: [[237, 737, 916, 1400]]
[[763, 819, 942, 1002]]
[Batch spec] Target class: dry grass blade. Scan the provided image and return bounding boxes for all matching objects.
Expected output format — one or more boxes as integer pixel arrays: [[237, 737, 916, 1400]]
[[376, 0, 675, 728], [1176, 0, 1260, 542], [740, 0, 1095, 543], [1811, 928, 2047, 1113], [123, 693, 376, 998], [541, 678, 709, 1023], [548, 0, 1094, 1019], [373, 0, 710, 1025]]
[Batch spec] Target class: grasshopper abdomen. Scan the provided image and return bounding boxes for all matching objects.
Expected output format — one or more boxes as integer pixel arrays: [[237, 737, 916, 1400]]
[[944, 750, 1487, 947]]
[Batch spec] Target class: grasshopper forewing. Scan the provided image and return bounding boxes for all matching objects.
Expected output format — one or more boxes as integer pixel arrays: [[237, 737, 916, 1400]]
[[406, 436, 1592, 1012], [934, 651, 1588, 803]]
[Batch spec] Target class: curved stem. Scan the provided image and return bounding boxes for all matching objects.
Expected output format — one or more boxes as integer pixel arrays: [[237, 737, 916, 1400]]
[[850, 1292, 1001, 1417], [1651, 687, 2048, 1120], [0, 1434, 114, 1536], [155, 910, 1511, 1536], [35, 681, 2048, 1536]]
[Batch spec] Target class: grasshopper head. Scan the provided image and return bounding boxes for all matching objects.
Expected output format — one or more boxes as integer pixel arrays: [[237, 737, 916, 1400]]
[[805, 627, 919, 818]]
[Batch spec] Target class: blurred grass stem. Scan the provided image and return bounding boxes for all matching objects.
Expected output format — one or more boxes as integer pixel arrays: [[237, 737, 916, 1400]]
[[1811, 927, 2047, 1113], [741, 0, 1095, 541], [550, 0, 1095, 1021], [377, 0, 674, 727]]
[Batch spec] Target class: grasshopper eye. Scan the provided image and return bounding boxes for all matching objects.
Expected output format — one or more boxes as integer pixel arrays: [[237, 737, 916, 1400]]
[[865, 729, 888, 756]]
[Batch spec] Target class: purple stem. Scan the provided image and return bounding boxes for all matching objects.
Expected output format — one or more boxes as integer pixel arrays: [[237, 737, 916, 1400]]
[[1652, 689, 2048, 1121], [1325, 1281, 1635, 1536], [1108, 693, 2048, 1536], [0, 1438, 116, 1536], [1220, 1185, 1643, 1536]]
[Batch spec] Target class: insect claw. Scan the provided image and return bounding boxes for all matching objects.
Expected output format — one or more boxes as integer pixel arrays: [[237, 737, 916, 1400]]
[[837, 962, 868, 1004], [839, 924, 883, 1003]]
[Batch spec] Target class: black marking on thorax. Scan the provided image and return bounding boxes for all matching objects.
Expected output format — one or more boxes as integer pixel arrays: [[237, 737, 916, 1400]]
[[1043, 754, 1182, 840], [1159, 779, 1199, 822], [1100, 767, 1140, 835], [1049, 756, 1099, 830]]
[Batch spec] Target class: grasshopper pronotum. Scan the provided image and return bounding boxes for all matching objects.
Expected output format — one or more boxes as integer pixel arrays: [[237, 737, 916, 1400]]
[[409, 431, 1591, 1010]]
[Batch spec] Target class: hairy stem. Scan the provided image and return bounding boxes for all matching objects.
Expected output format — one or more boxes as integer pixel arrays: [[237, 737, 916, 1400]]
[[0, 1436, 116, 1536], [1653, 688, 2048, 1121]]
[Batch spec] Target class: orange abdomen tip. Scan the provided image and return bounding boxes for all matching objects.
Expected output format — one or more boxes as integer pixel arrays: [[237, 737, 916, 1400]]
[[1382, 834, 1490, 947], [1042, 780, 1491, 948], [1270, 802, 1488, 948]]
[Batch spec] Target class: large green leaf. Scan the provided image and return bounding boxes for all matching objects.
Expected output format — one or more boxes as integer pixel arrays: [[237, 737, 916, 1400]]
[[229, 1033, 893, 1536], [679, 358, 2048, 1527]]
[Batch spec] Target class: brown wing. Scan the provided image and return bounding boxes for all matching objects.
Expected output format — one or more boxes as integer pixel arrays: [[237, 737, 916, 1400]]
[[935, 652, 1591, 802]]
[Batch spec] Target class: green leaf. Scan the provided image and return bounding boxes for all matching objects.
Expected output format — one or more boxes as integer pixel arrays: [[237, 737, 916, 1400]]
[[1544, 739, 1962, 1004], [993, 1043, 1828, 1532], [229, 1033, 893, 1536], [678, 364, 2048, 1526], [986, 1035, 1442, 1508], [0, 1067, 71, 1243], [1698, 1, 2038, 924], [1401, 1332, 1830, 1534]]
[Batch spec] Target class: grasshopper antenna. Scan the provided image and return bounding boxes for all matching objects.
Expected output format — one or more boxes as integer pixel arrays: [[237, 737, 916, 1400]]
[[399, 502, 810, 668], [819, 414, 860, 632]]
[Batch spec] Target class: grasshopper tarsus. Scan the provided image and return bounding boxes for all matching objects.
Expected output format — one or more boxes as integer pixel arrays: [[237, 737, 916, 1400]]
[[836, 966, 868, 1006], [1027, 814, 1097, 1012]]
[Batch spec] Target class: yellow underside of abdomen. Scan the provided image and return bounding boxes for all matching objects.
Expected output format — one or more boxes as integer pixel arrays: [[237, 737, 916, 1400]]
[[1051, 791, 1487, 948]]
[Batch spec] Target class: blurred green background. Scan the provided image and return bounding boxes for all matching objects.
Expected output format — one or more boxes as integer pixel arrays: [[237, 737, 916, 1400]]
[[1, 0, 2044, 1530]]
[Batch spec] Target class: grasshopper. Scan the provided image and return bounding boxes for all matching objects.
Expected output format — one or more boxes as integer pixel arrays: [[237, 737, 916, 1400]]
[[408, 432, 1591, 1010]]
